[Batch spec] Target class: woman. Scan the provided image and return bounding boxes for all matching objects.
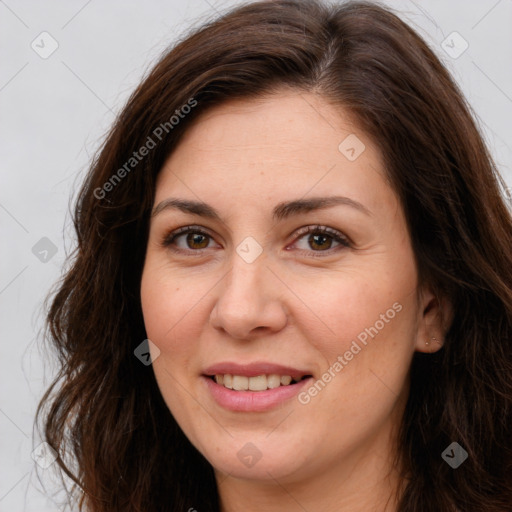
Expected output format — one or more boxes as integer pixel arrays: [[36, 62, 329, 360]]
[[37, 1, 512, 511]]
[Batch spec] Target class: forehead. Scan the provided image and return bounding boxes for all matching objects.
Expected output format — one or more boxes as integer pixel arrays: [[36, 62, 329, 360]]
[[154, 90, 395, 219]]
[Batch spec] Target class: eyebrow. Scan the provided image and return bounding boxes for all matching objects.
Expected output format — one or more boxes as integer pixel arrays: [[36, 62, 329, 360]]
[[151, 195, 372, 220]]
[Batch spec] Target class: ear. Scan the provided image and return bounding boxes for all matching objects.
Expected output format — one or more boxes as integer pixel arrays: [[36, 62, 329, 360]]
[[414, 286, 453, 354]]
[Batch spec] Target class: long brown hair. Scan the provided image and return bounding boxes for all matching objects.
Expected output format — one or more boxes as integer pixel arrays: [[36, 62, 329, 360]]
[[36, 1, 512, 510]]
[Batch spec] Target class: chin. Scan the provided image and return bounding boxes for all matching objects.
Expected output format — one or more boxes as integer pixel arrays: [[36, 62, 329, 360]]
[[196, 432, 310, 482]]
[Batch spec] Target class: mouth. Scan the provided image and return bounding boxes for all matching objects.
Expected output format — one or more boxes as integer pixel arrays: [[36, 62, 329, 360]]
[[207, 373, 312, 391], [201, 362, 314, 412]]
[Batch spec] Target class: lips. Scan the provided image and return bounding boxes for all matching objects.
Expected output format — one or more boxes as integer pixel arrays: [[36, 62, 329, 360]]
[[203, 362, 312, 383], [202, 362, 313, 411]]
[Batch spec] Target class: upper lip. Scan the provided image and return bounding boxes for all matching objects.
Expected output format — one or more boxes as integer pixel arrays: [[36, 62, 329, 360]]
[[203, 362, 312, 381]]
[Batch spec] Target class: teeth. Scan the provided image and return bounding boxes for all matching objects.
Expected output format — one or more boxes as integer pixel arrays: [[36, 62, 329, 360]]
[[267, 374, 281, 389], [232, 375, 248, 391], [213, 374, 299, 391], [248, 375, 267, 391], [280, 375, 292, 386]]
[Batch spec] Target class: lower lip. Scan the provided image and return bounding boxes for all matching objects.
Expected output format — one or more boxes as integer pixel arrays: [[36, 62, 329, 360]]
[[203, 376, 312, 412]]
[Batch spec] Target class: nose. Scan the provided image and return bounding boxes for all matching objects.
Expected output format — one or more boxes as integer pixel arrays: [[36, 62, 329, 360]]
[[210, 253, 288, 340]]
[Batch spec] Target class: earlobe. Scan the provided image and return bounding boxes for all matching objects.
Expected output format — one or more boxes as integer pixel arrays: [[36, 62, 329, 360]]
[[422, 335, 444, 353], [415, 288, 452, 354]]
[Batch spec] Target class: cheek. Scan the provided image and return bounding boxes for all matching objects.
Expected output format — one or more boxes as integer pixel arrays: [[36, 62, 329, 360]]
[[286, 256, 418, 422], [140, 266, 206, 420], [290, 265, 414, 357], [140, 264, 204, 363]]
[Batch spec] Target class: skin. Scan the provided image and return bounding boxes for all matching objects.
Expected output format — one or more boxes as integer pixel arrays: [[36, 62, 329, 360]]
[[140, 89, 447, 512]]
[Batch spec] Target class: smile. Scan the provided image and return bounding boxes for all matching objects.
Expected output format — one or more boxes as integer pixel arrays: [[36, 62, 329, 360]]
[[202, 362, 313, 412], [212, 373, 309, 391]]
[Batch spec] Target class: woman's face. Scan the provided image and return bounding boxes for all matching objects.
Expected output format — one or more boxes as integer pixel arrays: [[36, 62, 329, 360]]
[[140, 90, 441, 485]]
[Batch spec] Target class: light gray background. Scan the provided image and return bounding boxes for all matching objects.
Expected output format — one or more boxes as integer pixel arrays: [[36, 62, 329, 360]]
[[1, 0, 511, 510]]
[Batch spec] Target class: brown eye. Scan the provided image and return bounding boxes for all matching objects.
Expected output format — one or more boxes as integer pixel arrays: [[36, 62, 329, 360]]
[[291, 225, 350, 255], [308, 233, 333, 251], [162, 226, 217, 252], [185, 232, 210, 249]]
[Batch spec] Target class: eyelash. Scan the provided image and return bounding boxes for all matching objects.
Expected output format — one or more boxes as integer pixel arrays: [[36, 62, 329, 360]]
[[161, 224, 351, 257]]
